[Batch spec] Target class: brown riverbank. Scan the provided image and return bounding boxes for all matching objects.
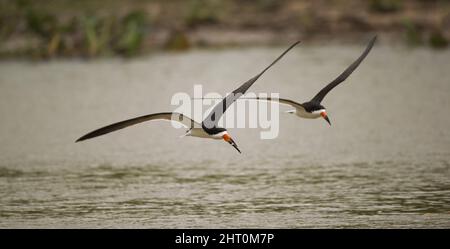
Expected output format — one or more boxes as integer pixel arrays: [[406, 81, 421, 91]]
[[0, 0, 449, 59]]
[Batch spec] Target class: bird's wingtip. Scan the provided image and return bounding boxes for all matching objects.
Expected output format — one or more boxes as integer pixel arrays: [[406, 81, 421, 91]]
[[292, 40, 301, 47], [75, 137, 85, 143]]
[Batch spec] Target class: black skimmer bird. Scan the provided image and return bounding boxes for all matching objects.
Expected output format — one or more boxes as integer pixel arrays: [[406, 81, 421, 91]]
[[75, 41, 301, 153], [251, 36, 376, 126]]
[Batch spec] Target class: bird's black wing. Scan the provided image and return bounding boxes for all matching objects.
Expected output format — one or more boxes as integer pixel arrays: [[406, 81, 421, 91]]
[[244, 97, 306, 111], [202, 41, 301, 131], [76, 112, 200, 142], [311, 36, 377, 104]]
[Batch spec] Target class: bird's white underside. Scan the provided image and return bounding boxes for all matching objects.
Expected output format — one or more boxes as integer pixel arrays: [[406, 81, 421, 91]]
[[289, 108, 325, 119], [185, 128, 227, 139], [149, 119, 221, 139], [255, 98, 325, 119]]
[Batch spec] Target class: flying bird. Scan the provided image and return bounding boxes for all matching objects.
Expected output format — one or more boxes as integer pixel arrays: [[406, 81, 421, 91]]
[[250, 36, 377, 126], [75, 41, 301, 153]]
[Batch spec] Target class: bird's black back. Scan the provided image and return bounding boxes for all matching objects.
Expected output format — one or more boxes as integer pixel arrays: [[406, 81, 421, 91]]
[[301, 101, 325, 113], [202, 126, 227, 135]]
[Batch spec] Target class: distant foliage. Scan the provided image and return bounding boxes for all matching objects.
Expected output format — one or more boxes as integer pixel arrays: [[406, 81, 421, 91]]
[[16, 8, 148, 58], [116, 11, 147, 56], [429, 31, 448, 49], [369, 0, 403, 13], [165, 30, 191, 51], [184, 0, 220, 27], [0, 0, 448, 59], [403, 19, 423, 46]]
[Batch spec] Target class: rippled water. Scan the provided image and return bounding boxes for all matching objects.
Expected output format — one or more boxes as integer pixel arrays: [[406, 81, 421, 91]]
[[0, 44, 449, 228]]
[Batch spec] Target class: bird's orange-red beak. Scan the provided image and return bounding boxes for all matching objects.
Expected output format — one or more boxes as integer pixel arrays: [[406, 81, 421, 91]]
[[223, 134, 231, 142], [223, 134, 241, 153], [321, 111, 331, 125]]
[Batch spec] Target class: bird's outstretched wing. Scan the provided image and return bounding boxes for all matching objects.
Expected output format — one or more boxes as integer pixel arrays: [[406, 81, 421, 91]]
[[75, 112, 200, 142], [311, 36, 377, 104], [242, 97, 306, 111], [202, 41, 301, 131]]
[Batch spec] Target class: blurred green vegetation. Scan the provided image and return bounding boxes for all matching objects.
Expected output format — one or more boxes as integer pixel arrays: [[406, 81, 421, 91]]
[[402, 18, 448, 49], [256, 0, 282, 11], [184, 0, 220, 27], [116, 11, 147, 56], [429, 31, 448, 49], [0, 0, 151, 58], [0, 0, 448, 59], [165, 30, 191, 51], [403, 19, 423, 46], [369, 0, 402, 13]]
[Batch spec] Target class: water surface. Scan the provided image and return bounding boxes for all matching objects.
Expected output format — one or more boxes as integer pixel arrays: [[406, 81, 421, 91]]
[[0, 45, 449, 228]]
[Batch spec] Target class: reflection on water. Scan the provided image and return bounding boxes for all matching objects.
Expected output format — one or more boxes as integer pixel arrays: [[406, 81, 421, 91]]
[[0, 44, 449, 228]]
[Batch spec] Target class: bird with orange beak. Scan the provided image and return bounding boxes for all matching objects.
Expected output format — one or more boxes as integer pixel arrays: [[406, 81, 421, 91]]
[[75, 41, 301, 153], [249, 35, 376, 126]]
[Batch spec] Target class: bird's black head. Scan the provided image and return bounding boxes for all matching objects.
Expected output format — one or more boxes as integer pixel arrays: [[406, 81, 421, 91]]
[[203, 126, 241, 153], [303, 102, 331, 126]]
